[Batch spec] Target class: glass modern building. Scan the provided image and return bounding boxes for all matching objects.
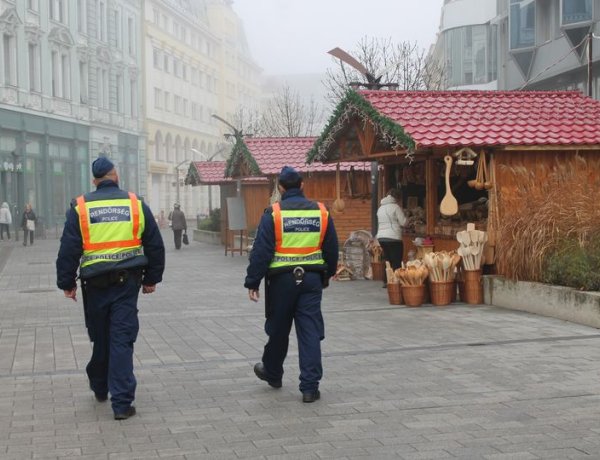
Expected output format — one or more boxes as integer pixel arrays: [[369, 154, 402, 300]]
[[430, 0, 498, 89], [499, 0, 600, 94]]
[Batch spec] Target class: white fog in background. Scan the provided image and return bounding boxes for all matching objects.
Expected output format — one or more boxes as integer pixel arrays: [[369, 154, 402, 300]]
[[232, 0, 444, 75]]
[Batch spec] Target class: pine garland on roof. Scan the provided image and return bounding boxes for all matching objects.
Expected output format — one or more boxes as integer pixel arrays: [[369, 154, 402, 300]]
[[184, 163, 200, 186], [306, 89, 416, 164], [224, 137, 261, 177]]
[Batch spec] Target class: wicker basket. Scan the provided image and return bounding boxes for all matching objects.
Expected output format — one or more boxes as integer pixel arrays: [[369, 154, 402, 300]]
[[429, 280, 455, 306], [387, 283, 403, 305], [371, 261, 384, 281], [463, 269, 483, 304], [401, 285, 425, 307]]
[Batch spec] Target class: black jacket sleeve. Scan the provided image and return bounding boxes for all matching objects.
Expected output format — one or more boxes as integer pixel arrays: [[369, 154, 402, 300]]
[[56, 208, 83, 290], [321, 215, 339, 279], [244, 210, 275, 290], [141, 202, 165, 285]]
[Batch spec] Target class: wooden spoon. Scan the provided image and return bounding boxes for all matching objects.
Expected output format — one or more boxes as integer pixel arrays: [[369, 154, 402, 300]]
[[440, 156, 458, 216]]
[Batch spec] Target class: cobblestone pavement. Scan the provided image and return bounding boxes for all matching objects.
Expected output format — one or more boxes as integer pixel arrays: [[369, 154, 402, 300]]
[[1, 232, 600, 459]]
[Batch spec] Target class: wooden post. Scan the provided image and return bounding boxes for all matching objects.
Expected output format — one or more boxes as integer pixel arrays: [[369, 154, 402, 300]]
[[425, 155, 437, 235]]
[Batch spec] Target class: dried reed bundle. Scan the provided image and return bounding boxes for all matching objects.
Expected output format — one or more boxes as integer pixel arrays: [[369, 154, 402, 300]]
[[496, 155, 600, 281]]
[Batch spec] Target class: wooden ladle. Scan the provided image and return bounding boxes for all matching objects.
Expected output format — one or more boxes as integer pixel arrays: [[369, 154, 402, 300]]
[[440, 155, 458, 216]]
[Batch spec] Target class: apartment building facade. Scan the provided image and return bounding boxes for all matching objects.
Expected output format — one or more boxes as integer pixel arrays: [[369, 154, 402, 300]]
[[0, 0, 144, 230], [143, 0, 262, 218]]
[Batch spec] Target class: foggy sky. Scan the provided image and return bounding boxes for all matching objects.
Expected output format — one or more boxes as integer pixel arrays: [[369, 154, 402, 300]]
[[232, 0, 444, 75]]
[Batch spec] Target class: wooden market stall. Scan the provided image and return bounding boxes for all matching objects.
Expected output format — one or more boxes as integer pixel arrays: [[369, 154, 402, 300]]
[[225, 136, 371, 242], [185, 160, 269, 249], [307, 89, 600, 275]]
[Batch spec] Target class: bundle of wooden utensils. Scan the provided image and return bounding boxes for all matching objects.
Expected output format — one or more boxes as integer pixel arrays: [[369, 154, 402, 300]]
[[422, 251, 462, 282], [456, 226, 488, 271], [386, 260, 429, 286]]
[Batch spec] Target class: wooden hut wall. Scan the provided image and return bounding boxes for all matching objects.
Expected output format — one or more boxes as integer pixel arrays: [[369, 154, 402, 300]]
[[242, 182, 271, 233], [303, 171, 372, 242]]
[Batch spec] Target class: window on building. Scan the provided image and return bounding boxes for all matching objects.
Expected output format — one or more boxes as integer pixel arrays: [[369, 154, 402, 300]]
[[191, 67, 198, 85], [114, 9, 121, 49], [79, 61, 88, 103], [77, 0, 86, 33], [182, 64, 187, 81], [183, 99, 188, 117], [562, 0, 592, 26], [51, 51, 59, 96], [116, 74, 123, 112], [153, 48, 161, 69], [174, 95, 180, 114], [153, 8, 159, 24], [128, 17, 135, 56], [50, 0, 67, 23], [191, 102, 197, 120], [164, 54, 169, 73], [3, 34, 16, 86], [162, 14, 168, 29], [510, 0, 536, 50], [98, 1, 107, 41], [61, 53, 70, 99], [130, 78, 137, 117], [28, 43, 40, 91], [164, 91, 170, 111], [154, 88, 162, 109]]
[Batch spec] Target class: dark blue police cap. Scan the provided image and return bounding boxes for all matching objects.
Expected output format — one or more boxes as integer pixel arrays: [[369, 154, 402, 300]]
[[92, 157, 114, 178], [279, 166, 301, 183]]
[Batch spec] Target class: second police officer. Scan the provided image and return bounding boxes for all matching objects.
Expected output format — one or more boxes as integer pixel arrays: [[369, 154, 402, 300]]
[[245, 166, 339, 403]]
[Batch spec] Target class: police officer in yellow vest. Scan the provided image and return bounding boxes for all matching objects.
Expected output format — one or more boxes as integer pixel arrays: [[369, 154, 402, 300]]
[[56, 157, 165, 420], [246, 166, 338, 403]]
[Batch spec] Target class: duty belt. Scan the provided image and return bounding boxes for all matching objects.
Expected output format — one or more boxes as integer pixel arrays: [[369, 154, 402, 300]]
[[81, 248, 143, 264]]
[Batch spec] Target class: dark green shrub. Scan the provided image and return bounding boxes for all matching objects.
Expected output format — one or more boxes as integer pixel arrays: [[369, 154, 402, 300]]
[[542, 234, 600, 291], [198, 208, 221, 232]]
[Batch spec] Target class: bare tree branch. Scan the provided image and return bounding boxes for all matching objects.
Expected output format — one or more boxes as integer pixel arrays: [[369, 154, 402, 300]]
[[324, 36, 447, 106]]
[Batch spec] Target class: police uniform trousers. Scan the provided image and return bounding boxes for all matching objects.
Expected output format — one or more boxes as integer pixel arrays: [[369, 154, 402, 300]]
[[262, 271, 324, 393], [85, 274, 141, 413]]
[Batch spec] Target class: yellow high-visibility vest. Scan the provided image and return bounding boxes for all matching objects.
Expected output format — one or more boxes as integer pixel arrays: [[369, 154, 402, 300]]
[[76, 192, 145, 268], [268, 202, 328, 269]]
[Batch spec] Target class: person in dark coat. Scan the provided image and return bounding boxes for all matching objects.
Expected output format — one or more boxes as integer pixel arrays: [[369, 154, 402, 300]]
[[168, 203, 187, 249], [21, 203, 36, 246], [245, 166, 339, 403], [56, 157, 165, 420]]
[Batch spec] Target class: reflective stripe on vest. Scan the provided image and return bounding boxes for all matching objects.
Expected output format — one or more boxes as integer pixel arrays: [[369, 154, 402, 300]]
[[269, 202, 328, 269], [76, 193, 144, 268]]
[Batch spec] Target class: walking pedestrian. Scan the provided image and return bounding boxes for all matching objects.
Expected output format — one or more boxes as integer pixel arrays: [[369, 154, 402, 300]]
[[21, 203, 36, 246], [168, 203, 187, 249], [245, 166, 338, 403], [376, 188, 407, 287], [56, 157, 165, 420], [0, 202, 11, 240]]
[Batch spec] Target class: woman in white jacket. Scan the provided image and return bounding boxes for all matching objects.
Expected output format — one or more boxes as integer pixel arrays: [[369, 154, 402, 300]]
[[0, 202, 12, 240], [375, 189, 407, 287]]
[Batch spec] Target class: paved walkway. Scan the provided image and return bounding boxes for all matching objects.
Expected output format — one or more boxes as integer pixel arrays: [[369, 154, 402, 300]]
[[1, 232, 600, 459]]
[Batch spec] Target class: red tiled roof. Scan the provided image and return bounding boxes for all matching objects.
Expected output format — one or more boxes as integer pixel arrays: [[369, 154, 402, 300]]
[[359, 90, 600, 147], [190, 161, 228, 184], [245, 137, 367, 174], [189, 161, 266, 184]]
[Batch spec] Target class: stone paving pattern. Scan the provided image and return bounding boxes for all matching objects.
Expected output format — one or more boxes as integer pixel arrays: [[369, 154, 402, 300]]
[[1, 231, 600, 459]]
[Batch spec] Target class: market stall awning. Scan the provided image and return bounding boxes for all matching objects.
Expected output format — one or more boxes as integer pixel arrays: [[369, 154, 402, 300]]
[[307, 89, 600, 164], [225, 136, 368, 178]]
